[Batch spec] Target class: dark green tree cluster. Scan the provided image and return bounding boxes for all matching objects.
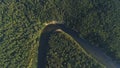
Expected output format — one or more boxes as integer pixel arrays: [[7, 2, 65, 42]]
[[0, 0, 120, 67], [0, 0, 42, 67], [47, 32, 104, 68], [36, 0, 120, 63]]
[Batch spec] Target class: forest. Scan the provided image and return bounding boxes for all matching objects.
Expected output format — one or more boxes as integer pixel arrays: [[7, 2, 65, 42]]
[[0, 0, 120, 67], [47, 32, 104, 68]]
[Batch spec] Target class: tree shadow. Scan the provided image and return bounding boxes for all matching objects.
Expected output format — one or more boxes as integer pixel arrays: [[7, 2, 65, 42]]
[[85, 32, 117, 60], [38, 31, 50, 68], [37, 24, 61, 68], [37, 24, 119, 67]]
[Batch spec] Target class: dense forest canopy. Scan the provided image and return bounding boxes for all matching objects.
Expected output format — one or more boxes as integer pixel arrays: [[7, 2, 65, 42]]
[[0, 0, 120, 67], [47, 32, 104, 68]]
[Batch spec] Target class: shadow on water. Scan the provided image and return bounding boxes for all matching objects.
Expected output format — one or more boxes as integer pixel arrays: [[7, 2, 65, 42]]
[[37, 24, 61, 68], [85, 32, 118, 60], [38, 31, 50, 68], [37, 24, 85, 68], [37, 24, 120, 68]]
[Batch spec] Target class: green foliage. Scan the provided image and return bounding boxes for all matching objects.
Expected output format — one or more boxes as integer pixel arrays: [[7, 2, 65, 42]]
[[37, 0, 120, 63], [0, 0, 119, 67], [0, 0, 42, 67], [47, 32, 104, 68]]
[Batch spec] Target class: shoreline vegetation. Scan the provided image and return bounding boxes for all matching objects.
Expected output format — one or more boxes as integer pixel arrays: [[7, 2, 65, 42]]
[[0, 0, 119, 67], [47, 32, 104, 68]]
